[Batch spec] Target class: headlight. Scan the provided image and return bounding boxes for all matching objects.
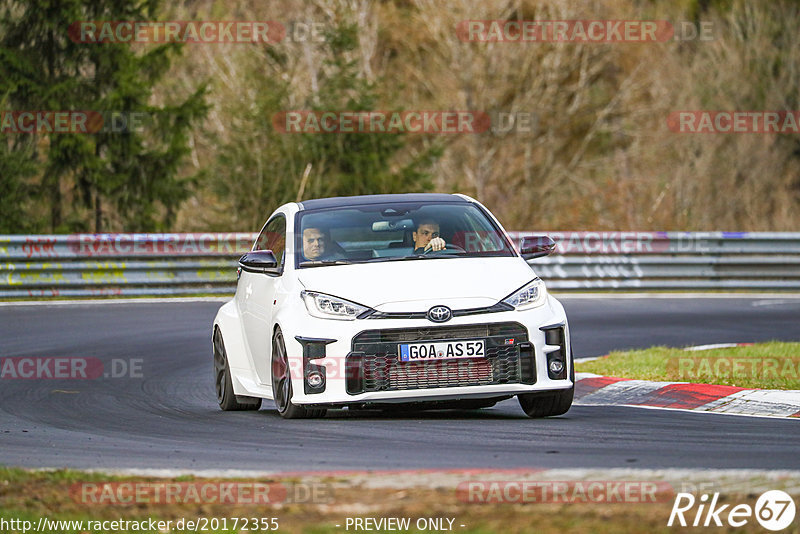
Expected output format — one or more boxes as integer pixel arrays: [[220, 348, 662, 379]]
[[301, 291, 370, 320], [502, 278, 547, 310]]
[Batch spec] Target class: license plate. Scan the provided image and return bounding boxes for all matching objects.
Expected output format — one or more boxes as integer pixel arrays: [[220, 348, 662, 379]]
[[398, 340, 485, 362]]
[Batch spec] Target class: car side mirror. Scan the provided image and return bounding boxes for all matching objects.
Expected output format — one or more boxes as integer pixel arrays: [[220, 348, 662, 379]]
[[520, 235, 556, 260], [239, 250, 281, 275]]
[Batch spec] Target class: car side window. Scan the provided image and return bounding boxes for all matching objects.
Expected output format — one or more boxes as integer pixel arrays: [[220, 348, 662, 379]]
[[254, 215, 286, 267]]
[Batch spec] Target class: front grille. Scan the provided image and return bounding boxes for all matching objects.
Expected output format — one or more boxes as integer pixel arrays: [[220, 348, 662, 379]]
[[388, 358, 492, 390], [353, 322, 525, 344], [347, 322, 531, 393], [362, 302, 513, 320]]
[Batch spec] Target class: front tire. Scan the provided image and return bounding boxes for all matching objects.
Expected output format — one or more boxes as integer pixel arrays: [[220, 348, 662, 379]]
[[518, 350, 574, 418], [271, 328, 327, 419], [213, 329, 262, 411]]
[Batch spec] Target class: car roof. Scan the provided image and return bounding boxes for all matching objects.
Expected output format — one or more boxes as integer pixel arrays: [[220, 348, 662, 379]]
[[297, 193, 468, 211]]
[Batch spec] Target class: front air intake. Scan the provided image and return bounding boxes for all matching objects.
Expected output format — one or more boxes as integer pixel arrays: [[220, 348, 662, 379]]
[[345, 322, 530, 394], [540, 325, 568, 380]]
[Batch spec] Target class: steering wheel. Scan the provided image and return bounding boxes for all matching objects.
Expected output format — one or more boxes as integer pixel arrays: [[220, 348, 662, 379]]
[[422, 243, 466, 254]]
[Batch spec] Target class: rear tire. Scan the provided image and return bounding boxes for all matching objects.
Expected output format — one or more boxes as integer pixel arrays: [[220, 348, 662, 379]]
[[214, 329, 262, 411], [518, 349, 574, 418], [271, 328, 327, 419]]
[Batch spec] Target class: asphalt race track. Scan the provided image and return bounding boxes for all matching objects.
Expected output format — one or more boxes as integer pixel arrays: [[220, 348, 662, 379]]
[[1, 296, 799, 472]]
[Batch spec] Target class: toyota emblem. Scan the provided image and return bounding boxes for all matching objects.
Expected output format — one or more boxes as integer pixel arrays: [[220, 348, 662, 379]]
[[427, 305, 452, 323]]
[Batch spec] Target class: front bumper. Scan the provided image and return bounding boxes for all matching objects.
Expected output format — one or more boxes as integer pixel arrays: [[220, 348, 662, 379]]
[[279, 294, 572, 406]]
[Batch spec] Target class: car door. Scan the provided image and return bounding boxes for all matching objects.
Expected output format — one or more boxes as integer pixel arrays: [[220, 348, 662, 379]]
[[237, 214, 286, 384]]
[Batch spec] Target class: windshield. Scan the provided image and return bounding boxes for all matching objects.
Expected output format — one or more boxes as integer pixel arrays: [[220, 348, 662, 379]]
[[295, 201, 516, 268]]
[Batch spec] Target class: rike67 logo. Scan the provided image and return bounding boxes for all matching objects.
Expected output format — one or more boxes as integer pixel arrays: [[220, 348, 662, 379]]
[[668, 490, 796, 531]]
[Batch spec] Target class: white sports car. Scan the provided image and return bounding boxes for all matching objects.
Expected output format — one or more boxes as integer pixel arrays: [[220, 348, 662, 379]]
[[212, 193, 573, 418]]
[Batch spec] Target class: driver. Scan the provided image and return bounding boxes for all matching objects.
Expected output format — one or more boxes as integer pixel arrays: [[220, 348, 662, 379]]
[[302, 227, 336, 260], [413, 219, 447, 254]]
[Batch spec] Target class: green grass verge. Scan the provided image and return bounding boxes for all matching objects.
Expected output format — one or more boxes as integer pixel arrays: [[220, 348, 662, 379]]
[[575, 341, 800, 389]]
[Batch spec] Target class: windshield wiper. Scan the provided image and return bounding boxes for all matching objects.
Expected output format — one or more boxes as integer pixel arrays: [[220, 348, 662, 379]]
[[298, 259, 353, 267], [396, 254, 462, 260]]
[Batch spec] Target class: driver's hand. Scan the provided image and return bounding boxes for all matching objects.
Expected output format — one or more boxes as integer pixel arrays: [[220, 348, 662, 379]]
[[425, 237, 446, 252]]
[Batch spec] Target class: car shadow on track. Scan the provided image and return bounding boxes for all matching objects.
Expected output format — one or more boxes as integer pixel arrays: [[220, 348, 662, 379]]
[[257, 404, 577, 421]]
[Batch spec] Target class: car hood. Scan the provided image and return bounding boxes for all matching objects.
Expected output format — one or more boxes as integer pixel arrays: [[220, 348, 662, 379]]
[[296, 256, 536, 311]]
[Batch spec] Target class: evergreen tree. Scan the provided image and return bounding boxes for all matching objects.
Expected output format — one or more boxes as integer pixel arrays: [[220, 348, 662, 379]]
[[0, 0, 207, 232]]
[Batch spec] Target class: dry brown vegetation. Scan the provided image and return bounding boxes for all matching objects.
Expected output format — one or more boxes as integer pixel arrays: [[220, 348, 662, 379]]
[[160, 0, 800, 232]]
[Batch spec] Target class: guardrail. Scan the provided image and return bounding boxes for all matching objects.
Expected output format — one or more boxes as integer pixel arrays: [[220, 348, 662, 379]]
[[511, 231, 800, 290], [0, 234, 255, 298], [1, 232, 799, 297]]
